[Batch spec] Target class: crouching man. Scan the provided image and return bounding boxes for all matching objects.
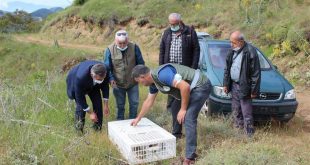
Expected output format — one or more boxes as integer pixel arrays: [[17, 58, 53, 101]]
[[130, 64, 211, 165], [66, 60, 110, 133]]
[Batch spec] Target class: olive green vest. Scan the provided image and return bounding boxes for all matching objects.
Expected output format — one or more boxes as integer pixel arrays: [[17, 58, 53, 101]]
[[108, 42, 137, 88], [151, 63, 207, 100]]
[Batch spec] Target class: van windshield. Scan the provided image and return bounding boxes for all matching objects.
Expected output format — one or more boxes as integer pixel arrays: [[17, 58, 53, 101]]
[[207, 43, 271, 69]]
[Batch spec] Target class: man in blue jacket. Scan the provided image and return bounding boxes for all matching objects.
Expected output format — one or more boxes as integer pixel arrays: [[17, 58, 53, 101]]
[[66, 60, 110, 133]]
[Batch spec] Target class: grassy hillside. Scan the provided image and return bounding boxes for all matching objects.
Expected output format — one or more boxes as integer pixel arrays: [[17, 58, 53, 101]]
[[40, 0, 310, 86], [1, 34, 310, 164]]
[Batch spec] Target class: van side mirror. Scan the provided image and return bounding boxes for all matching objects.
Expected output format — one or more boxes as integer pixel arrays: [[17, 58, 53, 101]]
[[273, 65, 278, 70]]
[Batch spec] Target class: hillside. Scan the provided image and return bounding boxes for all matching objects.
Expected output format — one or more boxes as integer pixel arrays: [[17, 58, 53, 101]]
[[31, 7, 64, 19], [41, 0, 310, 87]]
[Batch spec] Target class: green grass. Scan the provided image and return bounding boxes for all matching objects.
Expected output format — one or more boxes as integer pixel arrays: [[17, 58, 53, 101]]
[[1, 34, 310, 164], [41, 0, 310, 57]]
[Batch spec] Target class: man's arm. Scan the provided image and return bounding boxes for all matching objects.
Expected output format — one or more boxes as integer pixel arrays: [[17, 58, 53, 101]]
[[223, 51, 232, 93], [191, 29, 200, 69], [100, 75, 110, 116], [131, 93, 157, 126], [250, 48, 261, 98], [173, 79, 190, 124], [159, 31, 166, 65], [103, 48, 115, 82], [135, 45, 145, 65]]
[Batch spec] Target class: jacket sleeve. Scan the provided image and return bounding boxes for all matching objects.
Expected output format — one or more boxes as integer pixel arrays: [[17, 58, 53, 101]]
[[100, 75, 110, 99], [191, 29, 200, 69], [250, 47, 261, 95], [135, 45, 145, 65], [103, 48, 115, 81], [159, 31, 166, 65], [74, 78, 88, 109], [223, 51, 232, 88]]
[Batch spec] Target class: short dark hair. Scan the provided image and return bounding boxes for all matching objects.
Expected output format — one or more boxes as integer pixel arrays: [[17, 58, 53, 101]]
[[91, 64, 106, 78], [132, 65, 150, 78]]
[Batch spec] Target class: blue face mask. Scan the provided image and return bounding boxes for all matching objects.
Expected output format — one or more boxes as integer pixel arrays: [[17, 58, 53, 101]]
[[170, 25, 180, 32]]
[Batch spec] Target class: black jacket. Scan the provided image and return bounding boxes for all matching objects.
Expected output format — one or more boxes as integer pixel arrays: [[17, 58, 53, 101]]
[[66, 60, 110, 109], [159, 23, 200, 69], [223, 42, 261, 98]]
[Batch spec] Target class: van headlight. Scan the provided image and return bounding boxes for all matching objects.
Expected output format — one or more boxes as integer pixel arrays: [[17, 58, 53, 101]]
[[284, 89, 296, 100], [213, 86, 231, 99]]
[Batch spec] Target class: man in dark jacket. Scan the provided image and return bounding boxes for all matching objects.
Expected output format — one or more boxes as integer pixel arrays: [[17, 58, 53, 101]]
[[66, 60, 110, 133], [223, 31, 261, 137], [159, 13, 200, 139]]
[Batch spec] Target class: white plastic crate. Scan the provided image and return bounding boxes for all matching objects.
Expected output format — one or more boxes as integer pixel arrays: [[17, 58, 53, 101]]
[[108, 118, 176, 164]]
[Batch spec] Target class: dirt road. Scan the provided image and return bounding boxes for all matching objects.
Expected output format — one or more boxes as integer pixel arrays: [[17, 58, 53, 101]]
[[14, 35, 103, 52]]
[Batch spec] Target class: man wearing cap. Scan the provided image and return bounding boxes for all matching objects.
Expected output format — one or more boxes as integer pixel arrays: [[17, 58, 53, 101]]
[[104, 30, 145, 120], [159, 13, 200, 139], [130, 64, 211, 165], [66, 60, 110, 133]]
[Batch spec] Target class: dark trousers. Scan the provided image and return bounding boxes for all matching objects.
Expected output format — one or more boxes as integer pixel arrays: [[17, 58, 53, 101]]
[[74, 88, 103, 131], [231, 82, 254, 135]]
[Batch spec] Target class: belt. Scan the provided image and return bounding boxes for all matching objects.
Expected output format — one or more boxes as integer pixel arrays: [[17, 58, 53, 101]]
[[233, 81, 239, 84]]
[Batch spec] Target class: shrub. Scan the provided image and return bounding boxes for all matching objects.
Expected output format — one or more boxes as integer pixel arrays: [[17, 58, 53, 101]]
[[272, 22, 289, 43], [0, 10, 42, 33], [73, 0, 88, 6]]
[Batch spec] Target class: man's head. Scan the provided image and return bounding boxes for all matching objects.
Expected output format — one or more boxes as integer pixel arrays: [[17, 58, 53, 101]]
[[91, 63, 106, 84], [168, 13, 182, 32], [132, 65, 153, 86], [230, 31, 245, 51], [115, 30, 129, 51]]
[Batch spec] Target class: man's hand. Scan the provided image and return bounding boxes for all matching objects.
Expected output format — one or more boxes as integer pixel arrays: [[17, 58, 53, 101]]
[[104, 106, 110, 117], [223, 86, 228, 94], [251, 94, 257, 99], [177, 109, 187, 124], [130, 117, 141, 126], [89, 111, 98, 122], [110, 80, 117, 88]]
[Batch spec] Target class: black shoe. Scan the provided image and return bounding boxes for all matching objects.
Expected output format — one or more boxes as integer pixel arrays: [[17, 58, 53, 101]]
[[92, 123, 102, 132], [246, 126, 255, 138], [75, 120, 84, 133]]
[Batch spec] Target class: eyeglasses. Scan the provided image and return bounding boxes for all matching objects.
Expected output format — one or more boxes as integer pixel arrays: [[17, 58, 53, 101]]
[[116, 32, 127, 36], [118, 42, 127, 45]]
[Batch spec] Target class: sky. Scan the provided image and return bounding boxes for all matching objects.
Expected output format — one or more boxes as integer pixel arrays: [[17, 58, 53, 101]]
[[0, 0, 74, 12]]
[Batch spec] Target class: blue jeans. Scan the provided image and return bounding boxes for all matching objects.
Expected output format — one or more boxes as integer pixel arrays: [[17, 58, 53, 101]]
[[113, 84, 139, 120], [185, 80, 211, 159]]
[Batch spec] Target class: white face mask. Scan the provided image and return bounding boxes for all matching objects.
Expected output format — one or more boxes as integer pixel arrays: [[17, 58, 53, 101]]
[[94, 79, 104, 84], [233, 47, 241, 51], [117, 46, 128, 51], [170, 25, 180, 32]]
